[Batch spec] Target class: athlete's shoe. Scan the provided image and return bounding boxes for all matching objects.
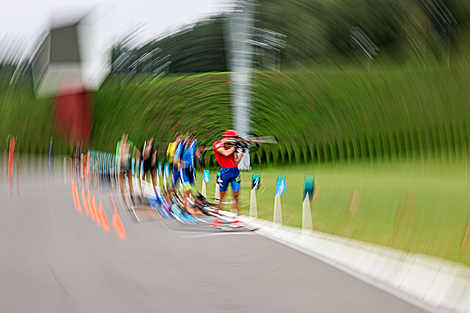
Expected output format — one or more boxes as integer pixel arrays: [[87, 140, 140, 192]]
[[230, 220, 245, 228], [182, 211, 198, 224], [210, 219, 223, 228]]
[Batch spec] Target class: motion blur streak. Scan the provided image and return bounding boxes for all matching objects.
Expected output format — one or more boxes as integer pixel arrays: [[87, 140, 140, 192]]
[[1, 0, 470, 312]]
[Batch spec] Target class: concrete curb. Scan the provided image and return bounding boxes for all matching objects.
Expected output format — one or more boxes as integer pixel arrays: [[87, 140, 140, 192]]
[[241, 217, 470, 313]]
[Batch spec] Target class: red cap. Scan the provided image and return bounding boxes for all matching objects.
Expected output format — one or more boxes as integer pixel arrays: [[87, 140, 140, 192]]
[[222, 130, 238, 137]]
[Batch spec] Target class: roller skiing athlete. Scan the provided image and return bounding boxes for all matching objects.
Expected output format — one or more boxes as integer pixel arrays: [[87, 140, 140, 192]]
[[116, 133, 136, 207], [139, 138, 158, 196], [179, 132, 202, 217]]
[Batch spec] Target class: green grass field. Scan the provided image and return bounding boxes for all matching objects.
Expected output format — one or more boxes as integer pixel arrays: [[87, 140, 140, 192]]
[[198, 158, 470, 265]]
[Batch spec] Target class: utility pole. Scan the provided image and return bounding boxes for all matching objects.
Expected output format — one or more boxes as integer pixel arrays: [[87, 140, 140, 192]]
[[226, 0, 255, 170]]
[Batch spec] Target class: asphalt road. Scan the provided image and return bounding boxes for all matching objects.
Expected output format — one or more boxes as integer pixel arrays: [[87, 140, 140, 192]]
[[0, 174, 432, 313]]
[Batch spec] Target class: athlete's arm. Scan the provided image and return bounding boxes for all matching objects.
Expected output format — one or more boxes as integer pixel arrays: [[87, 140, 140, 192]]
[[215, 147, 235, 157], [134, 147, 141, 161], [119, 142, 127, 157], [234, 151, 243, 164], [152, 150, 157, 166]]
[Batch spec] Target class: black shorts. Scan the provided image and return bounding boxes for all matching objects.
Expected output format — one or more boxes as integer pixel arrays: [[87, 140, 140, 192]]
[[143, 160, 155, 173]]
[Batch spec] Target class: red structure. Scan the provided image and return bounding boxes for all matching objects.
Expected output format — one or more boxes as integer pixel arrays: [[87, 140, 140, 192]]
[[31, 12, 110, 148], [54, 85, 93, 146]]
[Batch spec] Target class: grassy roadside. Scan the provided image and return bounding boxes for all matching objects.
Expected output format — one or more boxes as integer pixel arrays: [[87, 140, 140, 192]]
[[198, 158, 470, 265]]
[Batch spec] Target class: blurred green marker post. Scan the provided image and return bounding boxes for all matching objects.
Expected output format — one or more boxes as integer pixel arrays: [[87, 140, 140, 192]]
[[273, 174, 286, 228], [250, 173, 260, 218], [302, 175, 314, 237]]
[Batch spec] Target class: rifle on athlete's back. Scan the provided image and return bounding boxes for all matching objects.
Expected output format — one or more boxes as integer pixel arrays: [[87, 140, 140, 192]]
[[200, 136, 278, 152], [227, 136, 277, 150]]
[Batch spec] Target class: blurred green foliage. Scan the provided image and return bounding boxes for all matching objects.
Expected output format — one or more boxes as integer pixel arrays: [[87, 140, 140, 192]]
[[251, 65, 470, 167], [1, 62, 470, 170], [92, 73, 232, 164], [113, 16, 228, 74], [256, 0, 470, 68]]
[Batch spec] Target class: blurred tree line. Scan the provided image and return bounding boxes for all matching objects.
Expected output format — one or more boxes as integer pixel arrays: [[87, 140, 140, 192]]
[[257, 0, 470, 67], [111, 17, 228, 76], [111, 0, 470, 74]]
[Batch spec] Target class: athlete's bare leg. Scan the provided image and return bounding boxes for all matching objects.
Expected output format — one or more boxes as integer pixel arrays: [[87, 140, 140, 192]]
[[119, 172, 127, 206], [217, 191, 226, 213], [127, 171, 135, 205], [120, 171, 135, 207], [184, 189, 197, 216], [233, 190, 240, 216], [150, 168, 157, 192], [140, 170, 146, 199]]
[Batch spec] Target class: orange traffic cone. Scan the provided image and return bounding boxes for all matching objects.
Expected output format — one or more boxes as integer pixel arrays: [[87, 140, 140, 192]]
[[92, 195, 101, 227], [99, 200, 111, 233], [71, 180, 78, 211], [75, 182, 83, 214], [111, 208, 127, 240], [87, 191, 94, 221], [81, 186, 89, 216]]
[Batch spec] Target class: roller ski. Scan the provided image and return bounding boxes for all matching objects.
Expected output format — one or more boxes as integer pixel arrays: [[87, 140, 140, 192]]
[[210, 218, 245, 229], [171, 203, 195, 224]]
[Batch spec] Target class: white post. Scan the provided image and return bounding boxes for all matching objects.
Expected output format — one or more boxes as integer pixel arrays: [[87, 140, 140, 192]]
[[250, 188, 258, 218], [202, 181, 207, 198], [215, 182, 220, 201], [302, 194, 313, 237], [273, 194, 282, 227], [156, 171, 160, 187]]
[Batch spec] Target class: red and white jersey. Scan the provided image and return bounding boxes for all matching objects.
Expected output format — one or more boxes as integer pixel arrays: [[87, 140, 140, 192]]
[[213, 140, 237, 168]]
